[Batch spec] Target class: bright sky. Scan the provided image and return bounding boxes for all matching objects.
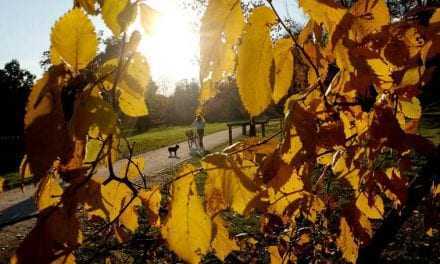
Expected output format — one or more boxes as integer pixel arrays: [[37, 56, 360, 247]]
[[0, 0, 307, 94]]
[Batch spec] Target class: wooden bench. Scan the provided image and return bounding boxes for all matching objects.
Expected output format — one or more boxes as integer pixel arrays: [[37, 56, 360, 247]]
[[226, 118, 270, 145]]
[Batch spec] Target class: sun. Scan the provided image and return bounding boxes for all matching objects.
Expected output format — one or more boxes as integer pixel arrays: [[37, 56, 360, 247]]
[[138, 1, 199, 94]]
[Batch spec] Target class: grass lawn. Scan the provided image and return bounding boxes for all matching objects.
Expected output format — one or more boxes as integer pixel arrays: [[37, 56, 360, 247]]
[[420, 113, 440, 145], [120, 122, 228, 156], [0, 123, 228, 190]]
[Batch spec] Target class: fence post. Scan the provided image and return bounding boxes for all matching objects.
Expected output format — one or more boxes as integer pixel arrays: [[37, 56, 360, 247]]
[[228, 125, 233, 145], [249, 117, 256, 137]]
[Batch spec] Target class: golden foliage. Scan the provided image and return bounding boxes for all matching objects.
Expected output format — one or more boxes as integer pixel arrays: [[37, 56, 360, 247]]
[[336, 217, 358, 263], [118, 156, 145, 180], [139, 186, 161, 226], [118, 87, 149, 117], [200, 0, 244, 103], [211, 215, 239, 260], [101, 0, 134, 36], [36, 175, 63, 211], [24, 67, 71, 181], [0, 177, 4, 193], [161, 165, 212, 264], [139, 3, 159, 35], [71, 90, 116, 138], [355, 192, 384, 220], [51, 8, 97, 72], [75, 0, 96, 14], [16, 1, 440, 263], [202, 154, 259, 215], [273, 38, 294, 103], [88, 181, 141, 232], [299, 0, 346, 38], [349, 0, 390, 41], [236, 6, 277, 116]]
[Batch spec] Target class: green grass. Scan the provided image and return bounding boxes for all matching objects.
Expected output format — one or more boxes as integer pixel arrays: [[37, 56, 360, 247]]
[[420, 125, 440, 145], [1, 171, 33, 190], [120, 122, 228, 156], [420, 106, 440, 145]]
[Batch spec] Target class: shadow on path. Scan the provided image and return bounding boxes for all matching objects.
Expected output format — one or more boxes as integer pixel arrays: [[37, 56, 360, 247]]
[[0, 198, 35, 226]]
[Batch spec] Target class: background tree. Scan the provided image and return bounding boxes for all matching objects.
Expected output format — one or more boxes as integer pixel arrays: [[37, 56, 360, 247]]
[[204, 78, 249, 122], [0, 60, 35, 173]]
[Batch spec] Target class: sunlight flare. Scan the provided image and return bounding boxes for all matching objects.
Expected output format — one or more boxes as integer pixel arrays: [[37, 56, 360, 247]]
[[138, 1, 199, 93]]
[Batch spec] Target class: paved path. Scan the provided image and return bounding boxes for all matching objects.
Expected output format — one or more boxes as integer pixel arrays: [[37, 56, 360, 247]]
[[0, 128, 241, 226]]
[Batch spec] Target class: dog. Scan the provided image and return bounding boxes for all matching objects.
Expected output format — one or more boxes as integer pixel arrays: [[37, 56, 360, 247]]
[[168, 144, 179, 158]]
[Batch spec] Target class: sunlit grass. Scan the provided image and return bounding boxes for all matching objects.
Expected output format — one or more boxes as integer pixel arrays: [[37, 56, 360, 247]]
[[120, 122, 228, 156]]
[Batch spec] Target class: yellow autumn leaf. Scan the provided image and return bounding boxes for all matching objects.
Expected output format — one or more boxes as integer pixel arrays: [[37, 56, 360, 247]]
[[76, 0, 96, 14], [71, 91, 116, 138], [200, 0, 244, 103], [334, 40, 355, 72], [89, 181, 141, 232], [426, 227, 434, 237], [84, 138, 102, 163], [102, 0, 134, 36], [118, 87, 148, 117], [108, 53, 150, 117], [125, 52, 151, 89], [19, 155, 32, 180], [367, 58, 394, 91], [267, 246, 283, 264], [298, 0, 346, 38], [306, 195, 325, 223], [399, 67, 424, 88], [317, 150, 333, 165], [400, 97, 422, 119], [236, 6, 276, 116], [432, 183, 440, 197], [119, 196, 142, 233], [119, 156, 145, 180], [0, 177, 4, 192], [211, 215, 239, 261], [139, 3, 159, 35], [50, 46, 62, 65], [273, 38, 294, 103], [339, 108, 370, 138], [162, 164, 212, 264], [268, 171, 304, 216], [297, 233, 311, 246], [202, 154, 259, 215], [336, 217, 359, 263], [105, 53, 150, 92], [24, 67, 71, 181], [349, 0, 390, 41], [51, 8, 97, 72], [139, 186, 161, 226], [355, 192, 384, 219], [430, 8, 440, 24], [403, 27, 425, 58], [36, 175, 63, 211], [358, 213, 373, 241], [281, 125, 303, 164]]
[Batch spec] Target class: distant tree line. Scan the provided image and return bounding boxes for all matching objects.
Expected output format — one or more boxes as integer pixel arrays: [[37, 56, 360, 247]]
[[122, 78, 250, 134]]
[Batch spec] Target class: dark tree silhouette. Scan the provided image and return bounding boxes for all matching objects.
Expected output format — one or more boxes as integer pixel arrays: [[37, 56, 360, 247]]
[[0, 60, 35, 172]]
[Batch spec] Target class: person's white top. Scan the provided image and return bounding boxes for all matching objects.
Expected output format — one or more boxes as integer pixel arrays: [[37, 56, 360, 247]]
[[193, 119, 205, 130]]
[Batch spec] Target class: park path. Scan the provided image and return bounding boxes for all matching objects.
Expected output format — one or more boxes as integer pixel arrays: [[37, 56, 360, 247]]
[[0, 128, 241, 225]]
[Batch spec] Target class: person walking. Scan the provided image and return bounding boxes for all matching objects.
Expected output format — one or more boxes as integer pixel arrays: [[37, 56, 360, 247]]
[[192, 114, 206, 152]]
